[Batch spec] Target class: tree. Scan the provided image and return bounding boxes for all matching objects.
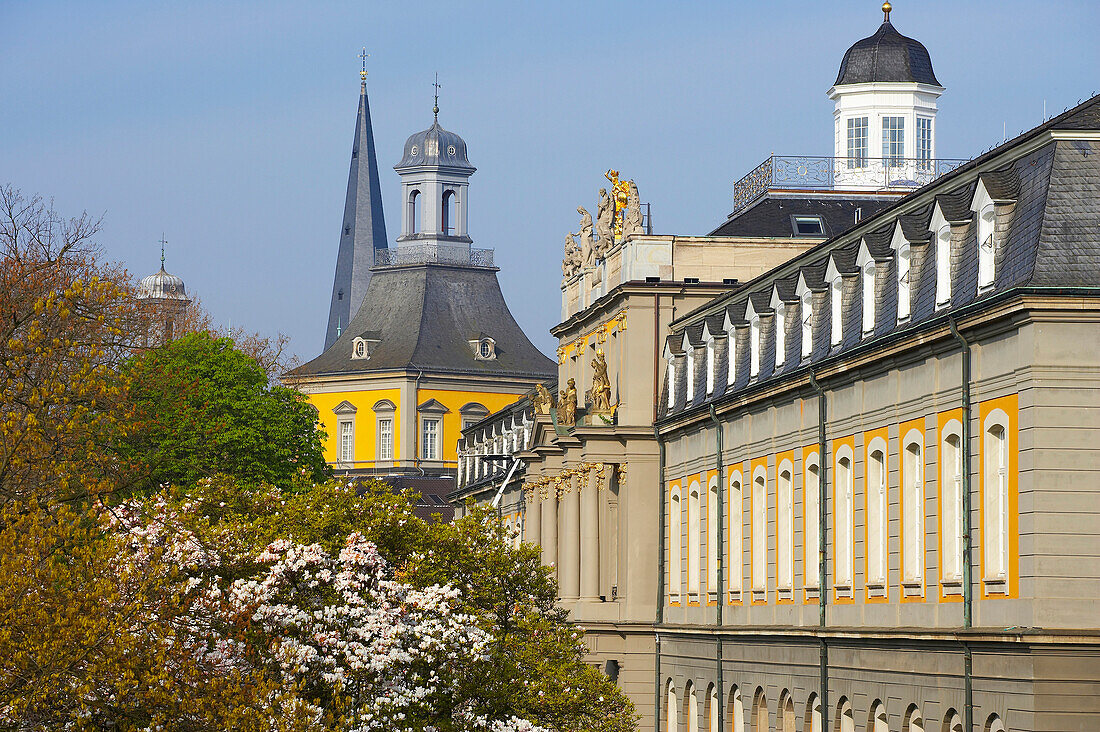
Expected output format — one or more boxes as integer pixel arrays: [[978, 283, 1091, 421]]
[[121, 332, 330, 492]]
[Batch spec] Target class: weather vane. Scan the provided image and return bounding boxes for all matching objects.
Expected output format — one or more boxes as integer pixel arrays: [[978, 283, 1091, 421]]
[[433, 73, 441, 121], [359, 47, 369, 85], [158, 233, 168, 270]]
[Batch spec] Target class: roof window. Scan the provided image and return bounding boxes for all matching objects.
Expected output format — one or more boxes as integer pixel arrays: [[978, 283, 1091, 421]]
[[793, 215, 825, 236]]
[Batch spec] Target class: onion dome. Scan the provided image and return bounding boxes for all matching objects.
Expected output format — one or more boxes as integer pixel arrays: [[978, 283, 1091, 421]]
[[835, 10, 940, 87], [394, 120, 475, 173], [137, 266, 188, 302]]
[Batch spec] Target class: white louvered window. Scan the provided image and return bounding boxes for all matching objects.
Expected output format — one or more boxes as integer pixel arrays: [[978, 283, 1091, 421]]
[[666, 357, 676, 409], [835, 450, 854, 592], [978, 205, 996, 290], [705, 338, 715, 395], [936, 225, 952, 306], [830, 278, 843, 346], [801, 291, 814, 358], [669, 486, 682, 602], [866, 444, 887, 588], [941, 425, 963, 583], [902, 436, 924, 587], [749, 316, 760, 377], [687, 481, 701, 599], [686, 348, 696, 402], [707, 476, 719, 599], [897, 243, 911, 321], [777, 465, 793, 593], [752, 469, 767, 593], [728, 472, 743, 599], [983, 415, 1010, 588], [804, 456, 820, 590], [774, 302, 786, 368], [862, 260, 876, 335]]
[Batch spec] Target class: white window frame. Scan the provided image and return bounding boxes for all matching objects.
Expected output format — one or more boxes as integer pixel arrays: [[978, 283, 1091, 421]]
[[669, 484, 682, 603], [982, 409, 1011, 593], [705, 336, 716, 396], [902, 429, 925, 591], [687, 480, 701, 600], [827, 260, 844, 347], [866, 437, 888, 591], [847, 116, 869, 168], [666, 356, 677, 409], [940, 419, 964, 587], [728, 470, 743, 601], [749, 315, 760, 378], [377, 416, 393, 461], [835, 445, 855, 595], [686, 347, 696, 403], [777, 460, 794, 596], [707, 474, 719, 601], [798, 276, 814, 360], [338, 419, 355, 464], [857, 242, 876, 336], [973, 180, 997, 291], [774, 301, 786, 368], [882, 115, 905, 167], [420, 417, 440, 461], [916, 117, 933, 169]]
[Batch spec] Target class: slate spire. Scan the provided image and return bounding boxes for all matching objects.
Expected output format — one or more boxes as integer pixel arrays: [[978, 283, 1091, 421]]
[[324, 72, 388, 351]]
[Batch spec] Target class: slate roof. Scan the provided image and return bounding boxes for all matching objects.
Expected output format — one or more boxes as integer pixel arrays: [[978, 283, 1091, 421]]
[[325, 85, 389, 351], [395, 119, 475, 173], [660, 94, 1100, 422], [709, 194, 895, 238], [835, 20, 940, 86], [291, 262, 555, 379]]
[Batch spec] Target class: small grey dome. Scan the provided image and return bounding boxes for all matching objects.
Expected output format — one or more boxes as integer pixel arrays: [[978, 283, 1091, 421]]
[[835, 21, 940, 87], [394, 120, 475, 173], [137, 267, 188, 301]]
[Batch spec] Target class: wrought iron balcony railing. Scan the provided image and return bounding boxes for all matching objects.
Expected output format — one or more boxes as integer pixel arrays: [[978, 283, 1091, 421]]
[[731, 154, 970, 215], [374, 244, 495, 268]]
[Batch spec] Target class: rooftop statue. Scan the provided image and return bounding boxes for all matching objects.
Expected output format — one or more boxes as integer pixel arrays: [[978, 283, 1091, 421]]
[[623, 180, 644, 238], [576, 206, 597, 270], [595, 187, 614, 258]]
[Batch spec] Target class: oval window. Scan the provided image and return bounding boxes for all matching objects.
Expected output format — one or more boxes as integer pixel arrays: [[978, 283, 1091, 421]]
[[355, 341, 366, 357], [479, 340, 491, 358]]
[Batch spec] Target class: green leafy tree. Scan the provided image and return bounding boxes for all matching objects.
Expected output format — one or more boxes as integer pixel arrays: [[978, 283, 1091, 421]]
[[122, 332, 330, 492]]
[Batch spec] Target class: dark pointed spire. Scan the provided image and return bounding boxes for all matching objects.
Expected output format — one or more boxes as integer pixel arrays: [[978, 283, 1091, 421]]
[[324, 56, 389, 351]]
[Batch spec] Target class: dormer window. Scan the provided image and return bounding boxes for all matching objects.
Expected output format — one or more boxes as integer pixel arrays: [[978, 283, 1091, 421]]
[[797, 276, 814, 360], [686, 347, 696, 402], [972, 180, 998, 291], [354, 340, 366, 358], [857, 243, 876, 336], [351, 336, 378, 360], [897, 244, 911, 321], [930, 204, 952, 307], [793, 216, 825, 236], [666, 356, 677, 409], [705, 337, 715, 395], [774, 301, 786, 368], [831, 278, 843, 346], [749, 313, 761, 378], [480, 340, 491, 358], [470, 337, 497, 361]]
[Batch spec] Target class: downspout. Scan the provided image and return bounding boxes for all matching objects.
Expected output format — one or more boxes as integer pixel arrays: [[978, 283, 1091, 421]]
[[807, 371, 829, 732], [948, 318, 974, 732], [653, 423, 666, 732], [708, 404, 724, 732]]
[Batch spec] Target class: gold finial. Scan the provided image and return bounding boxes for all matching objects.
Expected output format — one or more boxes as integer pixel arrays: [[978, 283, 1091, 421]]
[[882, 1, 891, 21], [358, 47, 369, 87]]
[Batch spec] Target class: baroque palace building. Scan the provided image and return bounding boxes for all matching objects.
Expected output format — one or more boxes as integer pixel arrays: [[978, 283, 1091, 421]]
[[451, 5, 1100, 731], [286, 70, 554, 502]]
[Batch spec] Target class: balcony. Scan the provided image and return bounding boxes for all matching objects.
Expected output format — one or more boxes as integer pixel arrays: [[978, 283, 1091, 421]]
[[374, 244, 495, 268], [732, 154, 970, 215]]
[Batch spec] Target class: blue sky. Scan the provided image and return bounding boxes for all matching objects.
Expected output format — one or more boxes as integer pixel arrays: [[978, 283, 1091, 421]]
[[3, 1, 1097, 359]]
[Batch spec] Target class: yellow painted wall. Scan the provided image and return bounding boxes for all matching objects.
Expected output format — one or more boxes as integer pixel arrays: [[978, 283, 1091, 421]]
[[417, 388, 524, 465], [308, 388, 402, 470]]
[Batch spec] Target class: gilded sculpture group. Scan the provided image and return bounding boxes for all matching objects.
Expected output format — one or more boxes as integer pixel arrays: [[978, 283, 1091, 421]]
[[562, 170, 644, 281], [531, 350, 613, 429]]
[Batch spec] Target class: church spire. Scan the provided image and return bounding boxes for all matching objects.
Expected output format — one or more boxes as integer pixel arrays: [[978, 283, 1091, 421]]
[[324, 51, 389, 351]]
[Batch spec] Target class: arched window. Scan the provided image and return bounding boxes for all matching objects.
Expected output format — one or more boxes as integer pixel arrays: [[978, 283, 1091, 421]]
[[706, 684, 719, 732], [408, 189, 421, 234], [749, 315, 761, 378], [706, 338, 716, 395], [441, 189, 455, 235], [778, 690, 795, 732], [936, 224, 952, 306], [836, 696, 854, 732], [983, 410, 1010, 588], [687, 348, 696, 402], [984, 714, 1005, 732], [688, 481, 701, 600], [686, 682, 699, 732], [835, 447, 854, 594], [804, 453, 821, 591], [830, 277, 844, 346], [902, 431, 925, 590], [669, 484, 682, 603], [940, 420, 963, 584], [804, 693, 822, 732], [978, 204, 996, 290], [708, 475, 719, 600], [667, 680, 679, 732], [866, 441, 888, 590], [903, 704, 924, 732], [943, 708, 963, 732], [801, 290, 814, 359], [868, 700, 888, 732], [862, 259, 876, 334], [751, 688, 768, 732], [897, 242, 912, 321], [777, 463, 794, 595], [752, 467, 768, 597], [775, 302, 787, 368], [728, 685, 745, 732], [728, 471, 743, 601]]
